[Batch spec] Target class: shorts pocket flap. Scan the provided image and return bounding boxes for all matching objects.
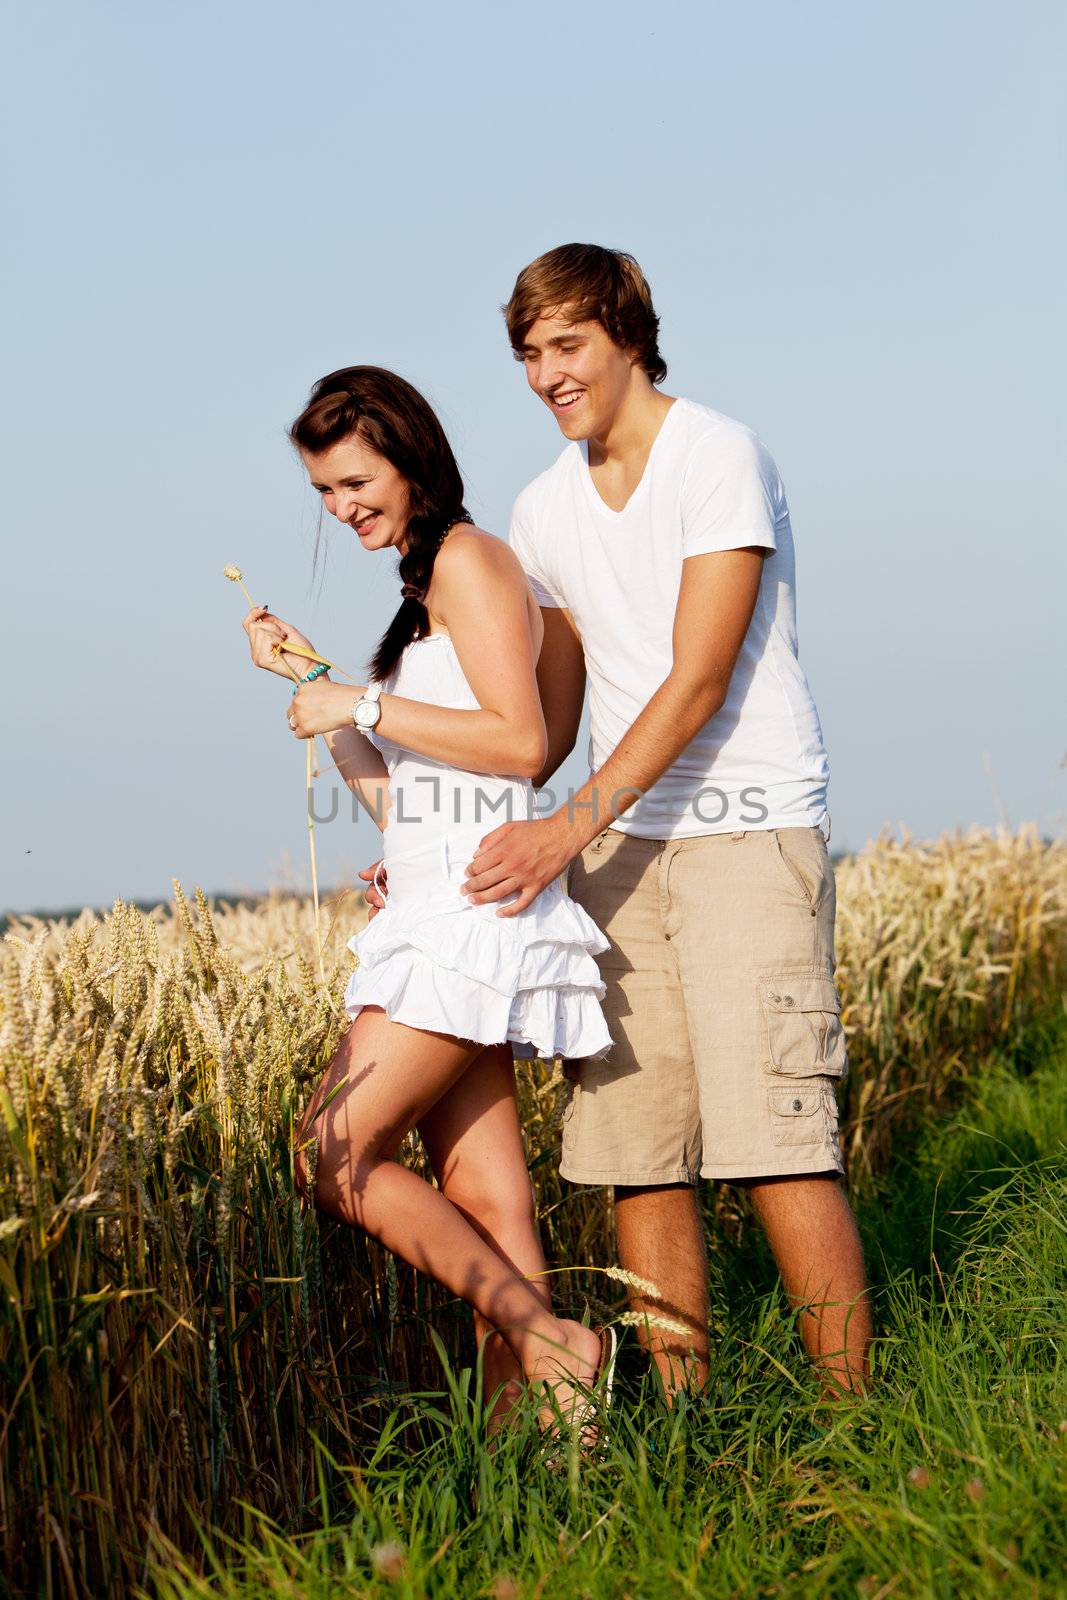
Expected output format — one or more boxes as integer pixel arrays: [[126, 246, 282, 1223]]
[[762, 976, 841, 1014], [768, 1085, 823, 1118], [762, 972, 848, 1079]]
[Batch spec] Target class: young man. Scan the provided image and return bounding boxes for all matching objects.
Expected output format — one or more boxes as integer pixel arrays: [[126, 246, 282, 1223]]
[[460, 243, 872, 1394]]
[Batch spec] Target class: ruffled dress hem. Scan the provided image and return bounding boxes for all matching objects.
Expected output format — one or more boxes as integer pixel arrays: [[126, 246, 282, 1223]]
[[342, 878, 613, 1062]]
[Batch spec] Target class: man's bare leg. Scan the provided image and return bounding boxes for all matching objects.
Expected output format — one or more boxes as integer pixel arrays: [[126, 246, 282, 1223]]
[[613, 1183, 710, 1397], [742, 1173, 872, 1394], [614, 1176, 871, 1399]]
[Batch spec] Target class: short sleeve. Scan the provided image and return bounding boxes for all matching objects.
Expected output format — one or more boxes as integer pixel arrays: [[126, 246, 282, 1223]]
[[508, 493, 565, 608], [680, 431, 780, 559]]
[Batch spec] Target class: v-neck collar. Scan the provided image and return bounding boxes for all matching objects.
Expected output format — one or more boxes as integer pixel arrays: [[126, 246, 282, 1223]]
[[577, 397, 681, 517]]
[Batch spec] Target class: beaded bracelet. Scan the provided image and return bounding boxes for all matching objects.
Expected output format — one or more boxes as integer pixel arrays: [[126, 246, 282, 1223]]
[[292, 661, 330, 695]]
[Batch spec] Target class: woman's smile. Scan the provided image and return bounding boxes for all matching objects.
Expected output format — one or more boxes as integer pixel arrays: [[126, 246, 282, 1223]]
[[301, 433, 413, 554]]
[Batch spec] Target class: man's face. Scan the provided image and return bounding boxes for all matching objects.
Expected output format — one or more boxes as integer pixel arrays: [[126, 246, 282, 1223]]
[[515, 310, 637, 440]]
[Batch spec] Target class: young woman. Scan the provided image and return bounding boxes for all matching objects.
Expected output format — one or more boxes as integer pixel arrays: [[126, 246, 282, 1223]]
[[242, 366, 614, 1434]]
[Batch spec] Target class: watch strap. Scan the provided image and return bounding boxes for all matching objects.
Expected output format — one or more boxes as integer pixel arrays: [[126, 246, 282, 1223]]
[[353, 680, 384, 735]]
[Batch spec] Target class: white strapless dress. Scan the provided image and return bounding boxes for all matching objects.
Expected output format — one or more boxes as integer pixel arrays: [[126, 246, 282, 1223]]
[[342, 632, 612, 1060]]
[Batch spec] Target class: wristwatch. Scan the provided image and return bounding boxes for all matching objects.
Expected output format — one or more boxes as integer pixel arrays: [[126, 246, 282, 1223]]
[[352, 681, 383, 735]]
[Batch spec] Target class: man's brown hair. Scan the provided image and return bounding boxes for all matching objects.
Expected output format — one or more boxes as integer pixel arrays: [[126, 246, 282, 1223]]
[[503, 243, 667, 384]]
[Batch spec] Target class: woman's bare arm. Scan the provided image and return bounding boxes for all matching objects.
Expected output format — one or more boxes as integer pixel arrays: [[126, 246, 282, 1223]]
[[368, 529, 547, 777], [243, 606, 391, 828], [317, 723, 392, 829]]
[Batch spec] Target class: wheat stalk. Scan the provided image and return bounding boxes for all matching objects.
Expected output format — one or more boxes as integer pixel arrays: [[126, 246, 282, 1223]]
[[223, 563, 347, 987]]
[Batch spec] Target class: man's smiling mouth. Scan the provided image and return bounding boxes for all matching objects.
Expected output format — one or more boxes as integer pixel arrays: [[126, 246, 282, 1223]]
[[550, 390, 585, 410]]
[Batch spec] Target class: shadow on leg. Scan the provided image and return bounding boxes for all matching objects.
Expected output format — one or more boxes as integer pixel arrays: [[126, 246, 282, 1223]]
[[419, 1044, 551, 1432]]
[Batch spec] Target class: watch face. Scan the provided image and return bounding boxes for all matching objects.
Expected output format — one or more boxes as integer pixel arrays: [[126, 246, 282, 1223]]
[[355, 700, 380, 728]]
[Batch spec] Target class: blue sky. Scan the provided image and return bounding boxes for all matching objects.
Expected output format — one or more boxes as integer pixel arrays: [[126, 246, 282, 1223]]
[[3, 0, 1064, 915]]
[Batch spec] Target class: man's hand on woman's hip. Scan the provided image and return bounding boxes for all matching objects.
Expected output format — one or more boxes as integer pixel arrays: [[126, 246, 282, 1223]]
[[461, 816, 576, 917]]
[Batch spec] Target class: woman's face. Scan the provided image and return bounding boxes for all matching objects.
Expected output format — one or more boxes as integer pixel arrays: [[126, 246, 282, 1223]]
[[301, 431, 412, 555]]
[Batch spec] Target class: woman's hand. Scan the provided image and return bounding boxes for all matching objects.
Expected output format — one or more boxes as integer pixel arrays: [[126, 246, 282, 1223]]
[[288, 679, 365, 739], [242, 606, 319, 681], [358, 859, 388, 920]]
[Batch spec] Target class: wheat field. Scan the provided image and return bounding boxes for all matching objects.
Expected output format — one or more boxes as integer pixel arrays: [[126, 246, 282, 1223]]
[[0, 825, 1064, 1596]]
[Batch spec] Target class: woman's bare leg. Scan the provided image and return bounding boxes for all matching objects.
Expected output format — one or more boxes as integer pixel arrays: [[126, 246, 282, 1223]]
[[418, 1044, 551, 1430], [295, 1009, 598, 1409]]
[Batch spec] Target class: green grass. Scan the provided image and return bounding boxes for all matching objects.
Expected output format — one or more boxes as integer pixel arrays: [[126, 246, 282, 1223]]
[[146, 1017, 1067, 1600]]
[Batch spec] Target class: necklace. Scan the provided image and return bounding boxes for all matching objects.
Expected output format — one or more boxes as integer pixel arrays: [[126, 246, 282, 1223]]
[[438, 510, 473, 545], [400, 512, 473, 602]]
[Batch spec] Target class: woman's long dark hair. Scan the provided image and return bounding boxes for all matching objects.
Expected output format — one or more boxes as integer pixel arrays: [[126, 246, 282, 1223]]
[[289, 367, 471, 682]]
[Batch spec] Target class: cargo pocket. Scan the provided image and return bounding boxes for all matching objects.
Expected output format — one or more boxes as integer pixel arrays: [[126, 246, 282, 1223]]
[[768, 1082, 835, 1146], [761, 973, 848, 1080]]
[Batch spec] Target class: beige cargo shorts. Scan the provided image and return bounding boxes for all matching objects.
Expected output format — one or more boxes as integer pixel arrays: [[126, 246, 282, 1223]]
[[560, 824, 848, 1184]]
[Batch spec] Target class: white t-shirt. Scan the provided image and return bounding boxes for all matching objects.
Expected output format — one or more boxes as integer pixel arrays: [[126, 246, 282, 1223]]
[[508, 397, 830, 840]]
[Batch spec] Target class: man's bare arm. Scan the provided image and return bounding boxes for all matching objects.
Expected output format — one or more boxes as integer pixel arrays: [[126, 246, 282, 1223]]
[[533, 607, 586, 789], [462, 546, 769, 911]]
